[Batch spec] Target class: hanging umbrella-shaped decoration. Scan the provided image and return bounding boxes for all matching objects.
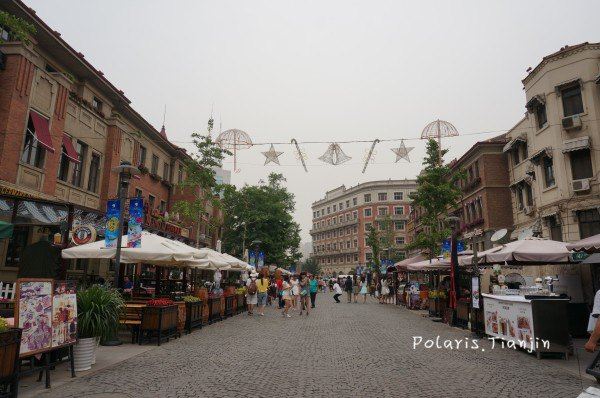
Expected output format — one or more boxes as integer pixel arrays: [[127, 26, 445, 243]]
[[215, 129, 253, 172], [319, 143, 351, 165]]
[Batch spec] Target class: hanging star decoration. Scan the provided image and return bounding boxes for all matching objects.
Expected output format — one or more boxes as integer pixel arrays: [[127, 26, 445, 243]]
[[319, 143, 351, 165], [391, 139, 414, 162], [262, 144, 284, 165]]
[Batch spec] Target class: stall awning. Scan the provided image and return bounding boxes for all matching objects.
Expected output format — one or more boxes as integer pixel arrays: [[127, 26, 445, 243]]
[[528, 147, 552, 165], [62, 134, 80, 163], [503, 134, 527, 153], [562, 136, 590, 153], [29, 111, 55, 153], [525, 94, 545, 112]]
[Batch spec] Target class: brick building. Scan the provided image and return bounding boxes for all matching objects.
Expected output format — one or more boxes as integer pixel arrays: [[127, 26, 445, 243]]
[[0, 1, 223, 282], [310, 180, 417, 274]]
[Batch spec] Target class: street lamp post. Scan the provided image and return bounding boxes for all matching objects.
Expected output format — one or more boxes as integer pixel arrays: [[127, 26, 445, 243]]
[[445, 216, 461, 326], [112, 161, 139, 288]]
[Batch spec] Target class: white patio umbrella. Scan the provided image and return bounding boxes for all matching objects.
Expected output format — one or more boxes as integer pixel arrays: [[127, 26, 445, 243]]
[[62, 231, 205, 265], [187, 249, 232, 270], [566, 234, 600, 254], [219, 252, 252, 271], [476, 237, 572, 265]]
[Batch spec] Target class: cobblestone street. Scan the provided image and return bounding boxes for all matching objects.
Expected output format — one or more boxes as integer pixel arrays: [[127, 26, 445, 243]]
[[40, 295, 587, 398]]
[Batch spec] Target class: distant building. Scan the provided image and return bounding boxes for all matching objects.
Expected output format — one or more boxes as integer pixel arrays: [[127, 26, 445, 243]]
[[310, 179, 417, 274]]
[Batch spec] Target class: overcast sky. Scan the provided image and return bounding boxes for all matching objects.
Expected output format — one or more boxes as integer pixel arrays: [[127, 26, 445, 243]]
[[25, 0, 599, 243]]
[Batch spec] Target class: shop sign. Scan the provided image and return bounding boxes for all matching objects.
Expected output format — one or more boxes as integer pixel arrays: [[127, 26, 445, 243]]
[[0, 185, 40, 200], [71, 225, 97, 245], [463, 228, 483, 240], [144, 206, 189, 238], [483, 294, 535, 350]]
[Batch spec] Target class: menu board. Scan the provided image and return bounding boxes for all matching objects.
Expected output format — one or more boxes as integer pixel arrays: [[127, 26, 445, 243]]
[[52, 281, 78, 348], [483, 294, 535, 349], [15, 279, 53, 356]]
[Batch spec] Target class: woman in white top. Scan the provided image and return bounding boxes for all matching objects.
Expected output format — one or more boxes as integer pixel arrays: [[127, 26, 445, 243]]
[[291, 275, 300, 310], [381, 278, 390, 304], [281, 275, 293, 318]]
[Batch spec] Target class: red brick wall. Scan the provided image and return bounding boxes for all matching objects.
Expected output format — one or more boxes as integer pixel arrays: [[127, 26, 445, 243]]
[[0, 53, 34, 183]]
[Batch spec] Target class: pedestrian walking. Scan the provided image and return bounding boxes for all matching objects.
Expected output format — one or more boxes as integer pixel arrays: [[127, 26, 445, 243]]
[[299, 272, 310, 316], [256, 273, 269, 316], [586, 288, 600, 352], [281, 275, 293, 318], [380, 277, 389, 304], [332, 280, 343, 303], [276, 277, 284, 309], [309, 274, 319, 308], [291, 274, 300, 309], [359, 275, 368, 303], [344, 276, 353, 303], [246, 273, 259, 315], [352, 274, 360, 303]]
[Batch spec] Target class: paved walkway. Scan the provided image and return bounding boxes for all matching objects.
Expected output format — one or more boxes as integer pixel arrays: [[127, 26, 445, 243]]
[[40, 295, 590, 398]]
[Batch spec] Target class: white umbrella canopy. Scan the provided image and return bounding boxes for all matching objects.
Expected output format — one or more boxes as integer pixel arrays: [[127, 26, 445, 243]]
[[218, 252, 252, 271], [62, 231, 206, 265], [566, 234, 600, 254], [478, 237, 572, 264], [187, 249, 233, 270]]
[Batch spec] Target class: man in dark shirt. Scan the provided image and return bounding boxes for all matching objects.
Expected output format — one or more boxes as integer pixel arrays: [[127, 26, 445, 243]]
[[344, 276, 353, 303]]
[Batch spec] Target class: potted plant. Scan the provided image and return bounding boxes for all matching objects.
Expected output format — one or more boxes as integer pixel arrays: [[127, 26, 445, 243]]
[[74, 285, 123, 371], [0, 317, 21, 395]]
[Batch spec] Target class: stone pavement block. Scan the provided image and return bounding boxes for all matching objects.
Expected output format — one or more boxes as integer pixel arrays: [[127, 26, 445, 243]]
[[36, 295, 588, 398]]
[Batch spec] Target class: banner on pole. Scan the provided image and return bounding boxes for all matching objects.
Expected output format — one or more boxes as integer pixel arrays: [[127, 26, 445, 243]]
[[127, 198, 143, 248], [257, 251, 264, 269], [105, 199, 120, 248], [249, 251, 256, 267]]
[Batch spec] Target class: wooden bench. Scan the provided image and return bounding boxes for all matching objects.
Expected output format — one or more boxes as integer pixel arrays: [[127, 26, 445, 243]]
[[119, 304, 143, 343]]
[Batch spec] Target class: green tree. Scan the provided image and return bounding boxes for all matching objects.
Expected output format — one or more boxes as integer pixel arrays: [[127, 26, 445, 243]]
[[173, 119, 230, 247], [301, 257, 320, 275], [408, 139, 464, 257], [365, 224, 381, 271], [222, 173, 301, 267], [0, 11, 35, 44]]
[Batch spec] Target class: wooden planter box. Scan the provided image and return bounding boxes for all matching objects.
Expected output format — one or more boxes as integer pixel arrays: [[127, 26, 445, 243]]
[[185, 301, 203, 334], [176, 302, 186, 332], [0, 328, 22, 396], [224, 296, 234, 318], [208, 297, 222, 324], [139, 305, 180, 346], [456, 300, 470, 329]]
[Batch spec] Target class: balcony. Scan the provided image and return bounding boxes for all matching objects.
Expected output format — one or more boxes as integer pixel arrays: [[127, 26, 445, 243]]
[[462, 177, 481, 193], [313, 246, 359, 257], [375, 213, 409, 221], [310, 217, 359, 233]]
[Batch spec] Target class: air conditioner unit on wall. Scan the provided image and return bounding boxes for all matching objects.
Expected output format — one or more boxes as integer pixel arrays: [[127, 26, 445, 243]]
[[562, 115, 582, 130], [572, 179, 590, 192]]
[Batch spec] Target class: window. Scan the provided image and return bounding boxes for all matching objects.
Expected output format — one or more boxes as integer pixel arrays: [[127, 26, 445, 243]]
[[87, 153, 101, 192], [354, 254, 359, 261], [516, 186, 525, 210], [333, 205, 337, 212], [548, 216, 562, 242], [346, 200, 350, 208], [71, 141, 88, 187], [395, 220, 405, 230], [139, 145, 147, 166], [92, 97, 103, 113], [163, 162, 170, 181], [21, 120, 46, 168], [394, 206, 404, 215], [366, 253, 373, 261], [0, 26, 9, 41], [353, 239, 357, 247], [148, 195, 156, 209], [339, 202, 343, 210], [177, 165, 184, 183], [542, 156, 555, 187], [364, 222, 372, 232], [135, 188, 143, 197], [364, 194, 371, 203], [378, 192, 387, 201], [57, 145, 70, 181], [395, 237, 405, 245], [394, 192, 403, 200], [561, 84, 584, 117], [353, 226, 357, 234], [158, 200, 166, 213], [151, 154, 159, 174], [364, 208, 372, 217], [353, 211, 358, 220], [346, 241, 351, 249], [578, 209, 600, 239], [353, 197, 357, 206], [339, 215, 343, 223], [535, 104, 547, 129], [524, 184, 533, 206], [327, 206, 331, 214], [571, 149, 593, 180], [378, 207, 388, 216]]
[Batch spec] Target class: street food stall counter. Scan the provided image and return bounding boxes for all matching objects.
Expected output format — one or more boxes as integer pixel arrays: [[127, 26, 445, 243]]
[[482, 293, 570, 359]]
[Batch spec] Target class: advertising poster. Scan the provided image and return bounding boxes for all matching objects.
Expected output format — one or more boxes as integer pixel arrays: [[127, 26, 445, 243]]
[[127, 197, 143, 248], [52, 281, 77, 347], [257, 251, 264, 269], [249, 251, 256, 267], [471, 276, 480, 309], [16, 280, 53, 356], [483, 294, 535, 349], [105, 199, 121, 248]]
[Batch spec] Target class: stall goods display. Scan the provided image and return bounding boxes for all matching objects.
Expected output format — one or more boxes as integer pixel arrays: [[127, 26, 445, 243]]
[[147, 298, 174, 307], [182, 296, 200, 303]]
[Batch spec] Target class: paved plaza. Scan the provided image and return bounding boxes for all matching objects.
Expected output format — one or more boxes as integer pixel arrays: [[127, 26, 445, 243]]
[[39, 295, 589, 398]]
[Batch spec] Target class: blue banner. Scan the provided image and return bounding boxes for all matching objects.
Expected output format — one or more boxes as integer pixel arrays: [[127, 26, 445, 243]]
[[257, 251, 264, 269], [127, 198, 143, 248], [249, 251, 256, 267], [105, 199, 121, 248]]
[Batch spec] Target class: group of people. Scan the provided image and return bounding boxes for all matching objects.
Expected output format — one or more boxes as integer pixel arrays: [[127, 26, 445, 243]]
[[331, 274, 396, 304], [245, 272, 322, 318]]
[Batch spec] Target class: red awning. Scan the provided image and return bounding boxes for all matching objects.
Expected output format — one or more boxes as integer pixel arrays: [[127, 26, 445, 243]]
[[29, 111, 55, 153], [62, 134, 80, 163]]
